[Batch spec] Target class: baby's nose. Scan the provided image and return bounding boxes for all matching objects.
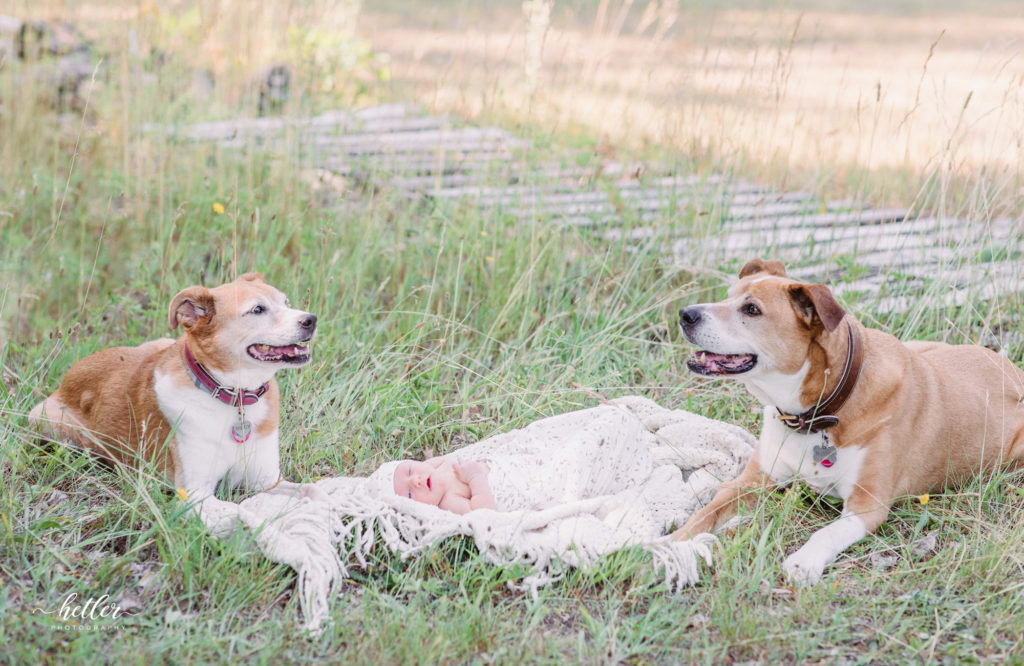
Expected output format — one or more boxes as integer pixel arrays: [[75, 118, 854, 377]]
[[411, 475, 426, 488]]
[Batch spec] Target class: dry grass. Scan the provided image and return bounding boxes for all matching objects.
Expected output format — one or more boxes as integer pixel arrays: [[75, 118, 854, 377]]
[[365, 2, 1024, 207]]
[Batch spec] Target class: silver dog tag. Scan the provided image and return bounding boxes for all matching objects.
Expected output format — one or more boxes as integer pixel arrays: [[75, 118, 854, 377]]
[[231, 417, 252, 443], [813, 442, 837, 468]]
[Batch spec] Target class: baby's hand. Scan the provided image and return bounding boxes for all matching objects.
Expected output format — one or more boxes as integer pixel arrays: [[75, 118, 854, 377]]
[[453, 461, 487, 484]]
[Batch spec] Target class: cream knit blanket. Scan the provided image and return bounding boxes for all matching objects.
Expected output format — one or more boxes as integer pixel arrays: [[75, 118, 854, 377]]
[[233, 396, 755, 631]]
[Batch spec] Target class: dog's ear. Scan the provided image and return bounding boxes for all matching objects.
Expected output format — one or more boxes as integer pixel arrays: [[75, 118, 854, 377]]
[[237, 272, 265, 284], [739, 258, 788, 279], [168, 286, 215, 330], [788, 284, 845, 332]]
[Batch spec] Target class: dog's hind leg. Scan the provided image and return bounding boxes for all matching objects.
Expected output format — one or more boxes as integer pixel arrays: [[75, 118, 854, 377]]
[[1005, 414, 1024, 467], [28, 395, 91, 447]]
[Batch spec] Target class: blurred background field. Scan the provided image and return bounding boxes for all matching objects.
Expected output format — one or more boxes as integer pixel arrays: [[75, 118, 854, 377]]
[[2, 1, 1024, 662]]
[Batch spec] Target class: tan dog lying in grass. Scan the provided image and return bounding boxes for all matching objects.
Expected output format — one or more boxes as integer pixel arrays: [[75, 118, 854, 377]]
[[29, 273, 324, 534], [672, 258, 1024, 585]]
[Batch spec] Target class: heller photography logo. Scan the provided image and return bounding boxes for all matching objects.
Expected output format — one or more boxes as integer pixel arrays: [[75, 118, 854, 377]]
[[31, 592, 132, 632]]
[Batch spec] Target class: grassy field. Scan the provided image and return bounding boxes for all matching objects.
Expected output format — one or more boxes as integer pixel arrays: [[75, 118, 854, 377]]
[[3, 0, 1024, 663]]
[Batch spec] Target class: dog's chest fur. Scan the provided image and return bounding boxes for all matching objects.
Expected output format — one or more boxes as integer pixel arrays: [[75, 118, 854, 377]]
[[153, 369, 280, 491], [757, 406, 866, 499]]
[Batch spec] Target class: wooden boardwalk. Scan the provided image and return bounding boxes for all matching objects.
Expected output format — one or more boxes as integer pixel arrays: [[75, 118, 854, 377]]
[[155, 104, 1021, 318]]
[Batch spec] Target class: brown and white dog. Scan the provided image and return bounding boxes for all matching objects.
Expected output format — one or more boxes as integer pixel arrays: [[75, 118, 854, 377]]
[[29, 273, 322, 534], [672, 258, 1024, 585]]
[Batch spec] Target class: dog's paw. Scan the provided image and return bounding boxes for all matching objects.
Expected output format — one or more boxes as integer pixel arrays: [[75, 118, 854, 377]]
[[782, 550, 825, 587]]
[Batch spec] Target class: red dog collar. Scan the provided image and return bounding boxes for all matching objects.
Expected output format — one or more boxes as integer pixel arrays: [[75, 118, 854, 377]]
[[183, 343, 268, 407]]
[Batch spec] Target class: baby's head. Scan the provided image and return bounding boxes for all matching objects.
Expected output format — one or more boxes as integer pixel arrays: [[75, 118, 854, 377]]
[[392, 459, 454, 506]]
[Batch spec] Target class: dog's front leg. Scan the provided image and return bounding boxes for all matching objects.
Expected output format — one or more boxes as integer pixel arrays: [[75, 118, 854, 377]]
[[177, 467, 248, 537], [190, 491, 245, 537], [260, 477, 330, 503], [671, 453, 773, 540], [241, 436, 330, 503], [783, 487, 891, 586]]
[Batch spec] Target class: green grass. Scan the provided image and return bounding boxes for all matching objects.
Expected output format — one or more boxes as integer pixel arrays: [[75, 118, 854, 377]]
[[3, 3, 1024, 664]]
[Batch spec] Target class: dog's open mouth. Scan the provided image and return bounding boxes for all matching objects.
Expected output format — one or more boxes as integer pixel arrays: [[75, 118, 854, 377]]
[[687, 351, 757, 376], [247, 343, 311, 365]]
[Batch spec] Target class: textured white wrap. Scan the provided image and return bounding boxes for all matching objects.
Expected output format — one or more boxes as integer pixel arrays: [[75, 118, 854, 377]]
[[236, 396, 755, 631]]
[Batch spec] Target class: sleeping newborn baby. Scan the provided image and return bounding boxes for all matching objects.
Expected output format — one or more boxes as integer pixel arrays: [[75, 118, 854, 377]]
[[392, 458, 496, 514]]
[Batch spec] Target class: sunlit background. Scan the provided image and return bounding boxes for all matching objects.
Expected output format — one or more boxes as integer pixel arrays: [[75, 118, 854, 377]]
[[5, 0, 1023, 201]]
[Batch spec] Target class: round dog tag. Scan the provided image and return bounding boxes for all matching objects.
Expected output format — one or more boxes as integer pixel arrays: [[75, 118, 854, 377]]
[[231, 418, 252, 443]]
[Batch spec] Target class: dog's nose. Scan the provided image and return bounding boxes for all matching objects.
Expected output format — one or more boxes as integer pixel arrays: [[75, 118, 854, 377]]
[[299, 314, 317, 332], [679, 307, 703, 328]]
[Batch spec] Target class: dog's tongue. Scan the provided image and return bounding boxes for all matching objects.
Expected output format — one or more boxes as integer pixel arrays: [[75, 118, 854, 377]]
[[689, 351, 755, 374], [249, 343, 308, 361]]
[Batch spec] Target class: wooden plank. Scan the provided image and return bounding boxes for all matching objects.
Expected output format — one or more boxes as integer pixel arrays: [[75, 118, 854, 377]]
[[305, 115, 449, 136], [306, 142, 519, 161], [152, 104, 431, 142], [762, 217, 1009, 259], [558, 215, 614, 229], [391, 171, 523, 190], [527, 189, 826, 229], [602, 226, 659, 242], [429, 175, 755, 201], [788, 249, 957, 283], [634, 197, 861, 224], [350, 103, 417, 121], [616, 189, 816, 215], [517, 201, 617, 219], [806, 258, 1023, 313], [672, 231, 956, 270], [321, 153, 515, 177], [706, 216, 954, 253], [724, 207, 909, 232], [310, 126, 524, 149], [445, 182, 778, 212], [183, 117, 290, 141]]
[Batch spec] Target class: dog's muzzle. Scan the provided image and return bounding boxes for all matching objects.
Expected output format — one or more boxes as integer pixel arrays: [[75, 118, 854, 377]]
[[678, 305, 758, 376]]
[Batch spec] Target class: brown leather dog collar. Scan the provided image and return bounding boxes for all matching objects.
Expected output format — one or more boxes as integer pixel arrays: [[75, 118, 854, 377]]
[[776, 320, 864, 434], [183, 342, 268, 408]]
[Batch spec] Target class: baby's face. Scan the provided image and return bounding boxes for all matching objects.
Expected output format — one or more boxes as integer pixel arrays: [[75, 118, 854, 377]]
[[393, 460, 452, 505]]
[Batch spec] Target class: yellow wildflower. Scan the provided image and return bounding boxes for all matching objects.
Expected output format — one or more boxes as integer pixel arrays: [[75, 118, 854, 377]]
[[486, 256, 494, 262], [176, 488, 189, 501], [213, 202, 225, 215], [919, 494, 929, 505]]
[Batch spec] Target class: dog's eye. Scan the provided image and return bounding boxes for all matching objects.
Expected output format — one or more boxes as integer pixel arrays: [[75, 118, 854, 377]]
[[741, 303, 762, 317], [250, 305, 266, 315]]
